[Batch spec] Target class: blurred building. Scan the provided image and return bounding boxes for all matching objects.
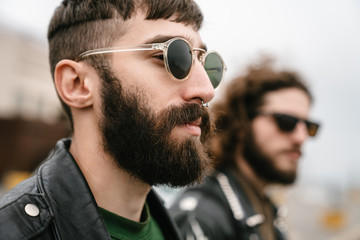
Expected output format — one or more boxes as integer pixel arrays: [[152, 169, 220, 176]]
[[0, 26, 60, 121], [0, 26, 69, 191]]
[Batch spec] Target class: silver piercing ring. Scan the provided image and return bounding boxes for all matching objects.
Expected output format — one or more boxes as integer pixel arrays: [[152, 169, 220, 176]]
[[201, 101, 209, 107]]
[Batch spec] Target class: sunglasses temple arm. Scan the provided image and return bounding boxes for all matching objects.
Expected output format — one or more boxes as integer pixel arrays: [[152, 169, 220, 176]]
[[78, 44, 162, 59]]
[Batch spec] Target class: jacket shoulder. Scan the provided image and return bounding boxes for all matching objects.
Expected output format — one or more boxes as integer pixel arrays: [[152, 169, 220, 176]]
[[0, 175, 54, 240]]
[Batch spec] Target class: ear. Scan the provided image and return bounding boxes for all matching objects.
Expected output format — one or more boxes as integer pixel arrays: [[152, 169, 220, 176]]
[[54, 60, 95, 109]]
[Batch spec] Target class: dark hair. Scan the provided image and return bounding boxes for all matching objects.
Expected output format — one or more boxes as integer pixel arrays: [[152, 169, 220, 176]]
[[48, 0, 204, 128], [209, 57, 312, 169]]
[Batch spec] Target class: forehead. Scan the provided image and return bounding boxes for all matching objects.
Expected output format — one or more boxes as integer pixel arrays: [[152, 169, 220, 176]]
[[115, 11, 203, 47], [260, 88, 311, 117]]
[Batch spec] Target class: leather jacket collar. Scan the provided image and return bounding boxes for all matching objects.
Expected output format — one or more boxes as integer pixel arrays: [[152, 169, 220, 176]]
[[0, 138, 181, 240], [39, 138, 111, 239]]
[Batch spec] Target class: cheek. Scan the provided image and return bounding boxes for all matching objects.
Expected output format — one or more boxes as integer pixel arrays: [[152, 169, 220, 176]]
[[252, 121, 281, 156], [117, 73, 172, 111]]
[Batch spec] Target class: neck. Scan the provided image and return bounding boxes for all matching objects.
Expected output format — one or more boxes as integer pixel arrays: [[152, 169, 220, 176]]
[[70, 133, 151, 222]]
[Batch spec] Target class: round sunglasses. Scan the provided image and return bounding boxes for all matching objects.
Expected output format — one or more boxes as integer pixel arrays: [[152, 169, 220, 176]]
[[258, 112, 320, 137], [78, 37, 226, 89]]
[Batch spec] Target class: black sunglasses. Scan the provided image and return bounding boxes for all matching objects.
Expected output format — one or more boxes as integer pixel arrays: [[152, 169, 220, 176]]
[[78, 37, 226, 89], [258, 112, 320, 137]]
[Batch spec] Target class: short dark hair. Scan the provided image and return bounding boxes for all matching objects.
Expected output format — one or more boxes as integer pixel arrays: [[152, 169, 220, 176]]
[[209, 57, 312, 169], [48, 0, 204, 128]]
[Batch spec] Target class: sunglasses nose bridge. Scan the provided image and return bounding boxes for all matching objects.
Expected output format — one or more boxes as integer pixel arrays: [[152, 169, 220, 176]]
[[193, 48, 206, 65]]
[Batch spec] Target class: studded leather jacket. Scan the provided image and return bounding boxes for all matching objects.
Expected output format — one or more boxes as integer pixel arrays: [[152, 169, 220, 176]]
[[0, 138, 181, 240], [170, 168, 288, 240]]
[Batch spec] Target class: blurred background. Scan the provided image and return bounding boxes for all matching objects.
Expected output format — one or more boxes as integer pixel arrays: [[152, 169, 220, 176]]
[[0, 0, 359, 239]]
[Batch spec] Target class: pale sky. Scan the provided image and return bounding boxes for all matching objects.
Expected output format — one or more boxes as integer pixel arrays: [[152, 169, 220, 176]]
[[1, 0, 360, 192]]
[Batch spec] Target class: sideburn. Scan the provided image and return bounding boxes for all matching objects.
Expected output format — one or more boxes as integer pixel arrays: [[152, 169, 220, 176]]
[[242, 131, 297, 184]]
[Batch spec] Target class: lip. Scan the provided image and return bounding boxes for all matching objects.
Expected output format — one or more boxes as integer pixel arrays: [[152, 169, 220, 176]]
[[181, 118, 202, 136], [286, 150, 301, 161], [187, 118, 202, 127]]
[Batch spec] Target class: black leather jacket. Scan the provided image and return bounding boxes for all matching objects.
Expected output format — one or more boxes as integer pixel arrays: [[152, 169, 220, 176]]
[[0, 138, 181, 240], [170, 168, 288, 240]]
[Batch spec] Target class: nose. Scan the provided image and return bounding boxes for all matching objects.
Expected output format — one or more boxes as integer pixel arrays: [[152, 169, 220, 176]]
[[291, 121, 309, 145], [182, 60, 215, 104]]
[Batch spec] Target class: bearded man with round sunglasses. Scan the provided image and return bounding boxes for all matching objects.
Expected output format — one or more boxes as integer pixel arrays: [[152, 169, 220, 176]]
[[0, 1, 226, 239], [170, 59, 320, 240]]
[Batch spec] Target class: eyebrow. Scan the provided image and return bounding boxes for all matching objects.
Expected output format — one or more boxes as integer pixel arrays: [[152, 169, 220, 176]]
[[144, 35, 207, 51]]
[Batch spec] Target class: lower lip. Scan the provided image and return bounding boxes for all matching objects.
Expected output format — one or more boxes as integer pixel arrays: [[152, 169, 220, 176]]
[[287, 152, 301, 161], [181, 124, 201, 136]]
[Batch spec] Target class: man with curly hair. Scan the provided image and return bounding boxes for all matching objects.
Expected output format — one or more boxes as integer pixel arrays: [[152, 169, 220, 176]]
[[171, 59, 319, 240]]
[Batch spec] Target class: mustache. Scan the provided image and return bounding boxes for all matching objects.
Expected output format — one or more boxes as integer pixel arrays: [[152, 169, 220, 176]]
[[156, 103, 208, 128], [155, 103, 212, 141], [283, 145, 302, 156]]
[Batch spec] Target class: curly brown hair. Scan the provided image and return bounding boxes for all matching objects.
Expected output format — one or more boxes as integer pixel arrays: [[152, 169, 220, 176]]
[[209, 57, 312, 169]]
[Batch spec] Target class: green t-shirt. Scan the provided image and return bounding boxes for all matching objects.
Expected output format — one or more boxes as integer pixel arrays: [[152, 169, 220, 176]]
[[99, 204, 165, 240]]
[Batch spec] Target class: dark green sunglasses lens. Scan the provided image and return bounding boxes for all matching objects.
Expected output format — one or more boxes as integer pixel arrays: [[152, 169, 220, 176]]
[[167, 39, 192, 79], [204, 52, 223, 88]]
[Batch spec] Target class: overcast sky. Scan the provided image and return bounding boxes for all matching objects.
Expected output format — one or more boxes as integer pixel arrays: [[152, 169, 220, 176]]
[[1, 0, 360, 192]]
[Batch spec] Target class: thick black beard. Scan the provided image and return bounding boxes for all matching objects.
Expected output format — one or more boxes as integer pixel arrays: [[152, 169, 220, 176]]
[[242, 131, 297, 185], [99, 68, 212, 187]]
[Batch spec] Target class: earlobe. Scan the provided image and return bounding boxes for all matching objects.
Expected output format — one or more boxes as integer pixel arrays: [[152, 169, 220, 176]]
[[55, 59, 94, 109]]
